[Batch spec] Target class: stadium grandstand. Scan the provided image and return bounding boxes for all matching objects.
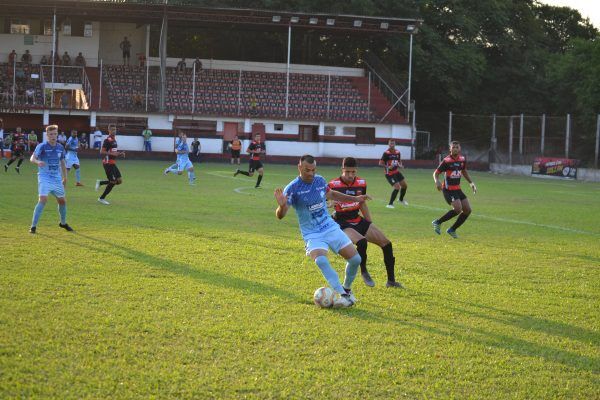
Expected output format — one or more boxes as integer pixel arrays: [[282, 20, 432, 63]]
[[0, 0, 422, 163]]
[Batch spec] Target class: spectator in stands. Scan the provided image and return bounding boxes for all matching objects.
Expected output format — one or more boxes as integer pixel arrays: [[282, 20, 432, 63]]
[[142, 126, 152, 152], [26, 87, 35, 105], [191, 138, 201, 162], [8, 50, 17, 64], [40, 55, 48, 65], [0, 118, 4, 159], [0, 87, 10, 104], [28, 130, 38, 153], [176, 58, 186, 73], [58, 131, 67, 146], [75, 52, 86, 67], [250, 94, 258, 116], [80, 132, 88, 149], [62, 51, 71, 66], [133, 93, 143, 110], [229, 135, 242, 165], [21, 50, 32, 64], [60, 92, 70, 109], [92, 127, 103, 149], [120, 36, 131, 66], [138, 53, 146, 68], [50, 51, 61, 66], [16, 86, 25, 104], [193, 57, 202, 71]]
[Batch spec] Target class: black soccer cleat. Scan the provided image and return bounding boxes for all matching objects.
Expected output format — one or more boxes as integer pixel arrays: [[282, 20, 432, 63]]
[[361, 272, 375, 287], [386, 280, 405, 289], [59, 223, 74, 232], [233, 170, 239, 177], [15, 167, 20, 174], [3, 165, 7, 172], [29, 226, 36, 234]]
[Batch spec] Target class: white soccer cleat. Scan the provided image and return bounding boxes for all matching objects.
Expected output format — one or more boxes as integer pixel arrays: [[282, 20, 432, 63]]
[[400, 200, 409, 206], [97, 198, 110, 205], [333, 293, 355, 308], [344, 287, 357, 303], [385, 204, 395, 209], [95, 179, 101, 191], [163, 168, 169, 175]]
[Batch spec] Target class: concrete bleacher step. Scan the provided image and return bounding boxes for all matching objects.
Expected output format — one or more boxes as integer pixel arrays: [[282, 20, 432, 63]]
[[85, 67, 110, 110], [349, 77, 406, 123]]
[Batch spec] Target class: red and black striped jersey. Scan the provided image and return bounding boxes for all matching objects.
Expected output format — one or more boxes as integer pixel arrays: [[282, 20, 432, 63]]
[[247, 141, 265, 161], [102, 136, 118, 165], [381, 149, 402, 176], [436, 154, 467, 190], [327, 176, 367, 223]]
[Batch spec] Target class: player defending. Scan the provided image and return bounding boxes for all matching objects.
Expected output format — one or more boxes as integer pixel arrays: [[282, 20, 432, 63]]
[[328, 157, 403, 288], [234, 133, 265, 188], [95, 125, 125, 205], [274, 155, 371, 308], [432, 141, 477, 238], [163, 131, 196, 185], [29, 125, 74, 234], [65, 129, 83, 186], [4, 127, 26, 173], [379, 139, 408, 208]]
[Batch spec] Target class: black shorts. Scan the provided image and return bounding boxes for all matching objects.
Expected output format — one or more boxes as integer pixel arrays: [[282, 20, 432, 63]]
[[231, 149, 240, 158], [11, 149, 24, 158], [336, 218, 372, 236], [385, 172, 405, 186], [103, 164, 122, 181], [249, 159, 263, 172], [443, 188, 467, 205], [123, 50, 130, 58]]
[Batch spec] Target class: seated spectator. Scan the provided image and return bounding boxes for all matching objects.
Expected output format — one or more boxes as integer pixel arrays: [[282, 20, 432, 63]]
[[60, 92, 70, 109], [51, 51, 61, 65], [8, 50, 17, 64], [28, 130, 38, 152], [16, 86, 26, 104], [21, 50, 32, 64], [0, 87, 10, 104], [26, 87, 35, 105], [40, 55, 48, 65], [193, 57, 203, 71], [132, 93, 143, 109], [138, 53, 146, 68], [80, 132, 88, 149], [58, 131, 67, 145], [62, 51, 71, 66], [176, 57, 186, 72], [75, 52, 86, 67]]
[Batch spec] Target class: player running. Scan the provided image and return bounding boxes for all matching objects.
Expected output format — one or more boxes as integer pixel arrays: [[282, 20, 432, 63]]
[[328, 157, 403, 288], [432, 141, 477, 238], [29, 125, 74, 234], [379, 139, 408, 208], [65, 129, 83, 186], [234, 133, 265, 188], [4, 127, 26, 173], [163, 131, 196, 185], [274, 154, 371, 308], [95, 124, 125, 205]]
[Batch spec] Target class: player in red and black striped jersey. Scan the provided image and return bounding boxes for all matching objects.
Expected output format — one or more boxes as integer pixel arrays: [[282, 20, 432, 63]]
[[4, 127, 26, 174], [432, 141, 477, 238], [234, 133, 265, 188], [328, 157, 403, 288], [95, 124, 126, 205], [379, 139, 408, 208]]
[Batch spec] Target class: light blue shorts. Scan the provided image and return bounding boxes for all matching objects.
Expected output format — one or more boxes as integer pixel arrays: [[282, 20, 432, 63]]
[[65, 152, 80, 168], [177, 159, 193, 172], [304, 226, 353, 255], [38, 177, 65, 198]]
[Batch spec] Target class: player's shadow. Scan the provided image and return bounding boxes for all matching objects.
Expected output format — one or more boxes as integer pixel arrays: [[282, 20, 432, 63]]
[[345, 299, 599, 374], [61, 232, 302, 303]]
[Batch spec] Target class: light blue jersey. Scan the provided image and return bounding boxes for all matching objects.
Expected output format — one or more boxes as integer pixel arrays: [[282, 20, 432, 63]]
[[283, 175, 338, 239], [176, 139, 193, 171], [34, 142, 66, 197], [65, 137, 80, 168]]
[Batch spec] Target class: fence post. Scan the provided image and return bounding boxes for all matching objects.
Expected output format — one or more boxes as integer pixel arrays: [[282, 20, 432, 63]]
[[541, 114, 546, 156], [490, 114, 497, 163], [565, 113, 571, 159], [191, 62, 196, 114], [367, 71, 371, 112], [595, 114, 599, 169], [519, 113, 524, 163], [509, 116, 514, 166], [237, 69, 242, 116], [99, 59, 103, 111], [448, 111, 452, 144]]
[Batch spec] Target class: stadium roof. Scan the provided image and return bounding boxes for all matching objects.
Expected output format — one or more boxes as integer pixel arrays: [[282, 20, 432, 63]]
[[0, 0, 422, 34]]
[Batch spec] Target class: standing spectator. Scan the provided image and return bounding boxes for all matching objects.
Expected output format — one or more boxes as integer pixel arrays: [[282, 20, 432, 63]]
[[132, 93, 143, 110], [40, 55, 48, 65], [92, 127, 103, 150], [51, 51, 61, 65], [26, 87, 35, 105], [249, 94, 258, 116], [0, 86, 10, 104], [229, 135, 242, 165], [120, 36, 131, 66], [60, 92, 70, 109], [8, 50, 17, 64], [28, 130, 38, 153], [62, 51, 71, 66], [191, 137, 201, 162], [176, 58, 186, 72], [0, 118, 4, 159], [142, 126, 152, 152], [80, 132, 88, 149], [138, 53, 146, 67], [193, 57, 203, 71], [58, 131, 67, 146], [74, 52, 86, 67], [21, 50, 32, 64]]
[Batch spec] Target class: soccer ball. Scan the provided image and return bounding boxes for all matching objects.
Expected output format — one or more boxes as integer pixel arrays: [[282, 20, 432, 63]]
[[313, 287, 335, 308]]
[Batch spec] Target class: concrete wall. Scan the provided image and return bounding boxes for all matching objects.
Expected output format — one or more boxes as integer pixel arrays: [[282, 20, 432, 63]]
[[490, 163, 600, 182]]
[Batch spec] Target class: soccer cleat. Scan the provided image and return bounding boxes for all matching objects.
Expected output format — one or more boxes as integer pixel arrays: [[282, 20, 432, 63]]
[[29, 226, 36, 234], [361, 272, 375, 287], [254, 185, 261, 189], [75, 182, 84, 187], [233, 170, 239, 177], [98, 198, 110, 205], [385, 204, 395, 209], [59, 223, 74, 232], [163, 168, 169, 175], [333, 293, 355, 308], [343, 287, 357, 303], [386, 280, 405, 289], [15, 167, 20, 174], [95, 179, 101, 191], [4, 165, 7, 172], [400, 200, 409, 206], [432, 220, 441, 235], [446, 228, 458, 239]]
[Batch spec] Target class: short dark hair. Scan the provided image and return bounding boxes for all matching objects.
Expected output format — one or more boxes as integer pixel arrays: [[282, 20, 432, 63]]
[[450, 140, 460, 146], [342, 157, 357, 168], [300, 154, 315, 164]]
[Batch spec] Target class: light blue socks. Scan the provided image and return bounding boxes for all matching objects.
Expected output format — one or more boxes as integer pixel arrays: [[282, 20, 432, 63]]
[[315, 255, 345, 294], [31, 202, 46, 227], [58, 204, 67, 224], [343, 253, 362, 289], [75, 168, 81, 183]]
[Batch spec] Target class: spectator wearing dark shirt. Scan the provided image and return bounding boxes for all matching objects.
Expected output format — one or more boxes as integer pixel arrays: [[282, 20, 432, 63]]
[[120, 36, 131, 65], [62, 52, 71, 66], [176, 58, 186, 73], [21, 50, 32, 64], [75, 52, 86, 67], [8, 50, 17, 64]]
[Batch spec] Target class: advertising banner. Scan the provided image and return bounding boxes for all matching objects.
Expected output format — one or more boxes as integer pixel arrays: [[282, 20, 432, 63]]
[[532, 157, 578, 179]]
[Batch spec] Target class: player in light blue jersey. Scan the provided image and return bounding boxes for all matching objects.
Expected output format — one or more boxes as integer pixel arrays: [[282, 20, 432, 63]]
[[163, 131, 196, 185], [65, 129, 83, 186], [274, 154, 371, 307], [29, 125, 73, 234]]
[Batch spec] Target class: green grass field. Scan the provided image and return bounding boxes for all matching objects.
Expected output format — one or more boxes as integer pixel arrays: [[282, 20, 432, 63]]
[[1, 159, 599, 399]]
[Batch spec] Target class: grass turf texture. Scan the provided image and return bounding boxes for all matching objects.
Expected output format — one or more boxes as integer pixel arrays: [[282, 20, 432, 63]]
[[1, 159, 599, 399]]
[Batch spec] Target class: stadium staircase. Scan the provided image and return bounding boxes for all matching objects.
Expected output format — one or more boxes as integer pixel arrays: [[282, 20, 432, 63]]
[[350, 77, 406, 124], [84, 67, 111, 110]]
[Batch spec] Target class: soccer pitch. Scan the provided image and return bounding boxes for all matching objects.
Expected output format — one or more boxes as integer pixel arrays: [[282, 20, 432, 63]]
[[1, 160, 599, 399]]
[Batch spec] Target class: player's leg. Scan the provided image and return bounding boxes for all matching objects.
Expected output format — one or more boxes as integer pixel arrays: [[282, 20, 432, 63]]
[[98, 165, 117, 203], [448, 196, 471, 237], [187, 163, 196, 184], [343, 227, 373, 287], [255, 166, 264, 188], [309, 247, 346, 295], [387, 178, 400, 208], [15, 155, 24, 173], [30, 194, 48, 233], [234, 161, 251, 177], [365, 224, 403, 288], [56, 191, 73, 231], [73, 164, 82, 186], [5, 155, 16, 170], [398, 178, 408, 205], [164, 162, 178, 175], [432, 191, 461, 234]]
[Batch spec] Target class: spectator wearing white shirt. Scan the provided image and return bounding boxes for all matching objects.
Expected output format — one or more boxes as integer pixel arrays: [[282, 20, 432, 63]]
[[92, 127, 103, 150]]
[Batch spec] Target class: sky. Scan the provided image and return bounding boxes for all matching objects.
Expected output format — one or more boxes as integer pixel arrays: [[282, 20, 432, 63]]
[[540, 0, 600, 27]]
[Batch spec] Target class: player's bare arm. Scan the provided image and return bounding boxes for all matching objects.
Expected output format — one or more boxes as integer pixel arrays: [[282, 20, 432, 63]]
[[359, 202, 373, 222], [274, 188, 288, 219], [327, 190, 371, 204], [433, 171, 442, 191], [30, 153, 45, 167], [463, 170, 477, 193], [61, 159, 67, 185]]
